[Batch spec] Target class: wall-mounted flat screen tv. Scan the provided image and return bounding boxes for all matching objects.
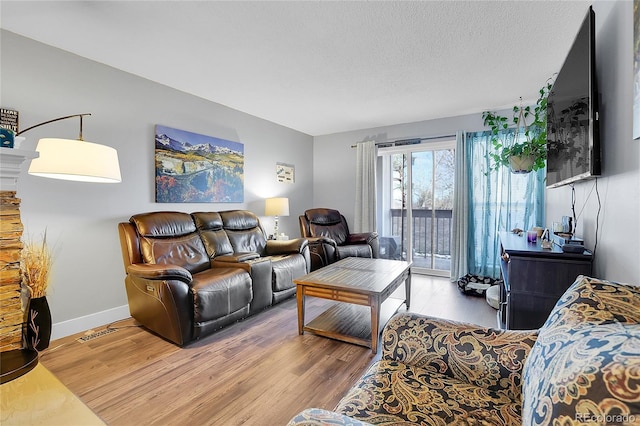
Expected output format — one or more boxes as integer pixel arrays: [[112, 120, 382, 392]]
[[546, 6, 601, 188]]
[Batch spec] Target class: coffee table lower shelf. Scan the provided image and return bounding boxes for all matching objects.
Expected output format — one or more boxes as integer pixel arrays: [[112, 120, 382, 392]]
[[303, 297, 405, 349]]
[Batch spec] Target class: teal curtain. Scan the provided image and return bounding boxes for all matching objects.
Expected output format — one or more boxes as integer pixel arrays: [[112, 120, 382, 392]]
[[466, 130, 545, 278]]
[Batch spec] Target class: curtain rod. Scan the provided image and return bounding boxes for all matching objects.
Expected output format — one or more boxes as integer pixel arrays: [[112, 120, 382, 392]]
[[350, 133, 456, 148]]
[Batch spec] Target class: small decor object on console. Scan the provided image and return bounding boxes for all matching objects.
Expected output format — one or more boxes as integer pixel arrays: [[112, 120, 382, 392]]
[[562, 243, 586, 254], [541, 229, 553, 249]]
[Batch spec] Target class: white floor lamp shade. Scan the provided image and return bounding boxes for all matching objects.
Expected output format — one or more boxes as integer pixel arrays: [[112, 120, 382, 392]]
[[28, 138, 122, 183]]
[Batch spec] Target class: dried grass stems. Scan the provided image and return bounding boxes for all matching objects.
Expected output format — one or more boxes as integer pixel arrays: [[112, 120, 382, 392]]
[[21, 231, 53, 298]]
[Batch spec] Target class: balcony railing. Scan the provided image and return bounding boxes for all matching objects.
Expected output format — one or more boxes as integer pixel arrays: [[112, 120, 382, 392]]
[[382, 209, 452, 270]]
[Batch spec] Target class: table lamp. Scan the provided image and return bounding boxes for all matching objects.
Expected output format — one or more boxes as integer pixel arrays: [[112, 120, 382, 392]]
[[265, 197, 289, 238]]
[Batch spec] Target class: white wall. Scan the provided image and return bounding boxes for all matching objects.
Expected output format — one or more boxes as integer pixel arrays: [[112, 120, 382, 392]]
[[313, 0, 640, 285], [546, 0, 639, 284], [1, 31, 314, 338]]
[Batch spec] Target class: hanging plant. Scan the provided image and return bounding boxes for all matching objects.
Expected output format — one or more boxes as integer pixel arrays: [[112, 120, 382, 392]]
[[482, 79, 553, 173]]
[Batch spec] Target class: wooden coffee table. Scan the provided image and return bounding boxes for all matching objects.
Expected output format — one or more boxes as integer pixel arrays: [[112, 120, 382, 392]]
[[295, 257, 411, 353]]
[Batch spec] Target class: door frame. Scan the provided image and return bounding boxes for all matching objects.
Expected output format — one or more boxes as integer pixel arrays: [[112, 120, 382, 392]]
[[377, 139, 456, 277]]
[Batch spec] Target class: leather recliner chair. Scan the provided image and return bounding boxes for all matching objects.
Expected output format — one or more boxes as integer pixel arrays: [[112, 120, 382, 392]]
[[299, 208, 379, 271]]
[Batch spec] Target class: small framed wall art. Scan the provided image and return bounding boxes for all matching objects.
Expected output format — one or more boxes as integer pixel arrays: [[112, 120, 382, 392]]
[[0, 108, 19, 133], [276, 162, 294, 183]]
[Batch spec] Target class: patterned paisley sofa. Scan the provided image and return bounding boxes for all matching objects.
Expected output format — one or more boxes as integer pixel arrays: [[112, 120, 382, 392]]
[[288, 275, 640, 425]]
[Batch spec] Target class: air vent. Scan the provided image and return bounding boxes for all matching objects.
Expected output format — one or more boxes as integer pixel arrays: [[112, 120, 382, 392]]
[[77, 328, 118, 343]]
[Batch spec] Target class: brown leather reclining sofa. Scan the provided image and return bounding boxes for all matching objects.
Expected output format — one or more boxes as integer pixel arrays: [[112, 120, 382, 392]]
[[118, 210, 310, 345]]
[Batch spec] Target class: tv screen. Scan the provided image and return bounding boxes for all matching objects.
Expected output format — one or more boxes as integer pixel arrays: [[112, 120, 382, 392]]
[[546, 6, 601, 188]]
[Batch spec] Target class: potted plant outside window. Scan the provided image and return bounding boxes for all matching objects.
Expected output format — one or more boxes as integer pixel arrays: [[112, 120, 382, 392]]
[[482, 80, 553, 173]]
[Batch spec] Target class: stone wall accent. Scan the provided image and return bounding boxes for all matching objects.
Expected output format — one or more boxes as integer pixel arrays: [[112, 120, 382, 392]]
[[0, 190, 24, 351]]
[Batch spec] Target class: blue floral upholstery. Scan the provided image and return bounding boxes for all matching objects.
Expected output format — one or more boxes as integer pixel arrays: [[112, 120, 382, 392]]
[[288, 275, 640, 426], [522, 275, 640, 425]]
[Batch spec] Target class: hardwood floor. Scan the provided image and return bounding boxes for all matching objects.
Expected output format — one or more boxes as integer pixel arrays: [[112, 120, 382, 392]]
[[39, 275, 497, 425]]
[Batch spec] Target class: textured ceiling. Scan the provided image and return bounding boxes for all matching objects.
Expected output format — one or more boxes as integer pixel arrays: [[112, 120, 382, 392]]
[[1, 1, 592, 136]]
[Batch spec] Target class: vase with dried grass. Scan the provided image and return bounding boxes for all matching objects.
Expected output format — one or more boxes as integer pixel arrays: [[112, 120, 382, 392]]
[[21, 232, 53, 351]]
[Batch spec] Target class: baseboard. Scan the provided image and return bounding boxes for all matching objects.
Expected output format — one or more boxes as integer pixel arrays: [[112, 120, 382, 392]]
[[51, 305, 131, 341]]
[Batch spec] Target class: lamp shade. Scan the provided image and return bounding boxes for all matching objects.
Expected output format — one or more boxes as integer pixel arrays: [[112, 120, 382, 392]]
[[28, 138, 122, 183], [265, 197, 290, 217]]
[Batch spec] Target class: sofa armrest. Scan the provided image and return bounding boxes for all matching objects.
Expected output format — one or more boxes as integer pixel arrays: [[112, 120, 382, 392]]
[[346, 232, 378, 245], [382, 312, 538, 400], [127, 263, 192, 283], [287, 408, 373, 426], [124, 265, 193, 345], [265, 238, 309, 255], [306, 236, 337, 247], [305, 237, 338, 271], [215, 252, 260, 263]]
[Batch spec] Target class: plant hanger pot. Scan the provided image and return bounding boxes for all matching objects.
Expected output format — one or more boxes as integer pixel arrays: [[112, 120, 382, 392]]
[[482, 80, 553, 174], [508, 154, 535, 174]]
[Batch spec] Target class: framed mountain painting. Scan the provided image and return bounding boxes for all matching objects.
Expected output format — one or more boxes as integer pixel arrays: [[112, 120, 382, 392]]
[[155, 125, 244, 203]]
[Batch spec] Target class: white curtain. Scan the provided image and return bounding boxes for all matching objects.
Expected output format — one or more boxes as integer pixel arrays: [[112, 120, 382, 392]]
[[354, 141, 377, 233], [450, 131, 468, 281]]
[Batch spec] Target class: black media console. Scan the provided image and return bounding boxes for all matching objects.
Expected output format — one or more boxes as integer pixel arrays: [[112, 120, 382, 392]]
[[498, 231, 593, 330]]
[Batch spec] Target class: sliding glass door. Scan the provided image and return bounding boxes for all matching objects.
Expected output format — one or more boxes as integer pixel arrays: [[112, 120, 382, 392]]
[[377, 139, 455, 276]]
